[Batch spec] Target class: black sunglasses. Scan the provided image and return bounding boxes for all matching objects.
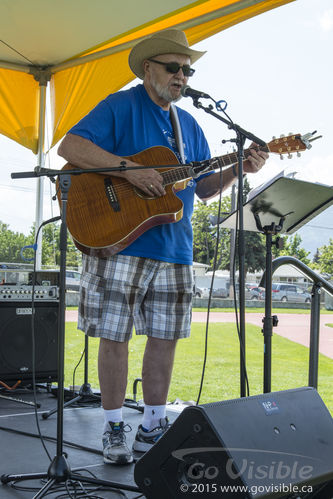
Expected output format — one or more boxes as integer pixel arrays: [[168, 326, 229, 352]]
[[148, 59, 195, 77]]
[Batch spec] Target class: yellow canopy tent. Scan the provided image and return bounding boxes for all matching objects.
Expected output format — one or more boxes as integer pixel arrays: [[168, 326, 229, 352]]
[[0, 0, 294, 265]]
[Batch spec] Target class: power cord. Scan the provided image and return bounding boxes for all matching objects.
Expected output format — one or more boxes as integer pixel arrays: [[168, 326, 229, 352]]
[[195, 163, 250, 403], [10, 468, 129, 498], [0, 425, 103, 456], [196, 166, 223, 405], [232, 203, 250, 397], [71, 346, 85, 396], [30, 217, 60, 461]]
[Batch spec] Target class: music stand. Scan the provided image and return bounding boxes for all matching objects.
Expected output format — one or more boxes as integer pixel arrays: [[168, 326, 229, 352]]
[[220, 175, 333, 393]]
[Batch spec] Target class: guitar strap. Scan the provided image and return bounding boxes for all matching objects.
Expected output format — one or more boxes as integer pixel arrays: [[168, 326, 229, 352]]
[[170, 104, 185, 164]]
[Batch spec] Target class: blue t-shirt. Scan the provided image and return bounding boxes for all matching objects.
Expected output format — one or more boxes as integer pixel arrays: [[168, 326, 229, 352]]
[[69, 84, 211, 264]]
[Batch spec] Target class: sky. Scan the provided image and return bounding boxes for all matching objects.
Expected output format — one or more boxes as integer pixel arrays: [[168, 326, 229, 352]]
[[0, 0, 332, 256]]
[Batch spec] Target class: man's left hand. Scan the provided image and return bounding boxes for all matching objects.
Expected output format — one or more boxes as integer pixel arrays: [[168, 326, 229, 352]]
[[243, 142, 269, 173]]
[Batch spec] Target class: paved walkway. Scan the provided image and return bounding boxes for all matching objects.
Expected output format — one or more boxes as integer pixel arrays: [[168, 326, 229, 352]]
[[65, 310, 333, 359]]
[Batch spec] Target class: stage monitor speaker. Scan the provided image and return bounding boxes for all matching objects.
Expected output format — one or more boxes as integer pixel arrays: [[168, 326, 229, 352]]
[[134, 387, 333, 498], [0, 301, 58, 383]]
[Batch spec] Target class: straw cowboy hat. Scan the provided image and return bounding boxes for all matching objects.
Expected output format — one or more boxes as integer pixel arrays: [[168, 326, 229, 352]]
[[128, 28, 206, 79]]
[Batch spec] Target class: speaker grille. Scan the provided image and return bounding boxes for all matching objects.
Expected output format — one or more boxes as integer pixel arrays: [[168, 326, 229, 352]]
[[0, 302, 58, 382]]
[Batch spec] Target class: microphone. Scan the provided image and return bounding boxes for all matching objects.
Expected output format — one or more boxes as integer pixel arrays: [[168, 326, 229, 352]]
[[181, 85, 211, 99]]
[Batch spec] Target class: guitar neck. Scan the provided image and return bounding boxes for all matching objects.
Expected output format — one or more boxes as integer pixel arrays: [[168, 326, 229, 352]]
[[211, 144, 269, 168], [161, 144, 269, 186], [161, 166, 198, 186]]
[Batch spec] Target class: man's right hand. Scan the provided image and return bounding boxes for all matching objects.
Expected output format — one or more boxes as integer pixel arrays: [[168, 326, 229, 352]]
[[124, 165, 166, 197]]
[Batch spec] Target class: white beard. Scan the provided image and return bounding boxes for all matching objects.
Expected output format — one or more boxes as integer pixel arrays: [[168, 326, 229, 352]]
[[150, 75, 182, 103]]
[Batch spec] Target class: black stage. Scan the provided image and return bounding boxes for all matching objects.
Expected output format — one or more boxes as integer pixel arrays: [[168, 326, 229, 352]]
[[0, 386, 182, 498], [2, 387, 333, 499]]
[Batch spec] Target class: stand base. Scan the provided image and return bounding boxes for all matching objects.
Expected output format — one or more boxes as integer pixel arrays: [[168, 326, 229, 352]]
[[42, 383, 101, 419], [0, 393, 40, 408], [1, 453, 141, 498], [0, 384, 51, 408], [43, 381, 144, 418]]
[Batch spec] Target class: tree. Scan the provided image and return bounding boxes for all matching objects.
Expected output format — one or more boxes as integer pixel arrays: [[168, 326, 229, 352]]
[[312, 247, 321, 269], [315, 239, 333, 274], [0, 220, 81, 268], [192, 201, 215, 266], [192, 197, 231, 269], [208, 198, 233, 270], [277, 233, 311, 266], [32, 222, 82, 268], [0, 222, 31, 262], [241, 231, 266, 276], [238, 177, 266, 278], [28, 223, 58, 267], [192, 177, 268, 277]]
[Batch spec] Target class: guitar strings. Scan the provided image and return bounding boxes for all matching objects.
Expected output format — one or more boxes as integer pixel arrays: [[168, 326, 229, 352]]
[[97, 151, 242, 196], [93, 166, 194, 197], [103, 149, 247, 196]]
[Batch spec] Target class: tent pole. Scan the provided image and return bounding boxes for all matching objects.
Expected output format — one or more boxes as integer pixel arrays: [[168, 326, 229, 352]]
[[35, 82, 47, 270]]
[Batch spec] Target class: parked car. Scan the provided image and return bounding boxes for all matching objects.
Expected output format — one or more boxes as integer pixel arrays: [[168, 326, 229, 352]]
[[212, 287, 229, 298], [193, 285, 209, 298], [232, 283, 265, 300], [199, 286, 210, 298], [66, 270, 81, 291], [246, 285, 265, 300], [271, 283, 311, 303]]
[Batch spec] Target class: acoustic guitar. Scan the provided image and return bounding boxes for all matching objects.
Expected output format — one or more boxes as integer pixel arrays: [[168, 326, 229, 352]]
[[58, 132, 318, 257]]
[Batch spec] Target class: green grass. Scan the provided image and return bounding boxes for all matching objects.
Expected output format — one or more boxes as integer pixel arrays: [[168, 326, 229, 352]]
[[67, 306, 333, 314], [193, 307, 333, 314], [64, 321, 333, 415]]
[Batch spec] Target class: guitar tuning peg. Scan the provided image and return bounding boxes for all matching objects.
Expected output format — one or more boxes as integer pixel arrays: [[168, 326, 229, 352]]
[[288, 132, 293, 136], [280, 154, 284, 160], [288, 153, 293, 159], [280, 134, 285, 138], [297, 152, 301, 158], [272, 136, 276, 140]]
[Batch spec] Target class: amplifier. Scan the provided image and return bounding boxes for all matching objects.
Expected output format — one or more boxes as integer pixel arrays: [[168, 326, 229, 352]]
[[28, 270, 60, 287], [0, 301, 58, 382], [0, 285, 59, 301]]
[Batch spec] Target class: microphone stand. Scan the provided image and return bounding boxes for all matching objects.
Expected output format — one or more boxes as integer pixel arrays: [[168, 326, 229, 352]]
[[1, 165, 147, 497], [189, 96, 266, 397]]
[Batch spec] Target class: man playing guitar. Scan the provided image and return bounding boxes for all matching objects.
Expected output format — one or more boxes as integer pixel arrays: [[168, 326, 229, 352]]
[[58, 28, 268, 465]]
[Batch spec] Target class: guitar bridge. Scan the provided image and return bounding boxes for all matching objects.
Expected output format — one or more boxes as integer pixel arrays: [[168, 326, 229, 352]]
[[104, 177, 120, 212]]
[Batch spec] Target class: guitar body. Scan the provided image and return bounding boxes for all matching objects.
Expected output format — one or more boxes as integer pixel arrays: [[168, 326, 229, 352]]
[[59, 146, 189, 257]]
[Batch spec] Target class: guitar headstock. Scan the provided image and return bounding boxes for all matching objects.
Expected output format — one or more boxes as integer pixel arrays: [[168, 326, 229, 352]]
[[266, 131, 322, 159]]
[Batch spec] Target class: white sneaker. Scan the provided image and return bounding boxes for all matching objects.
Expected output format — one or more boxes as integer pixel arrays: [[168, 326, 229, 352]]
[[132, 417, 170, 453]]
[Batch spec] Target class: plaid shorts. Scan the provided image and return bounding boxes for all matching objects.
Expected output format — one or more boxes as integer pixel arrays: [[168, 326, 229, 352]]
[[78, 254, 194, 342]]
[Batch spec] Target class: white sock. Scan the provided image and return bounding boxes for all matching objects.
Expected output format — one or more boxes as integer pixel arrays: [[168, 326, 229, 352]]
[[142, 404, 166, 431], [103, 408, 123, 432]]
